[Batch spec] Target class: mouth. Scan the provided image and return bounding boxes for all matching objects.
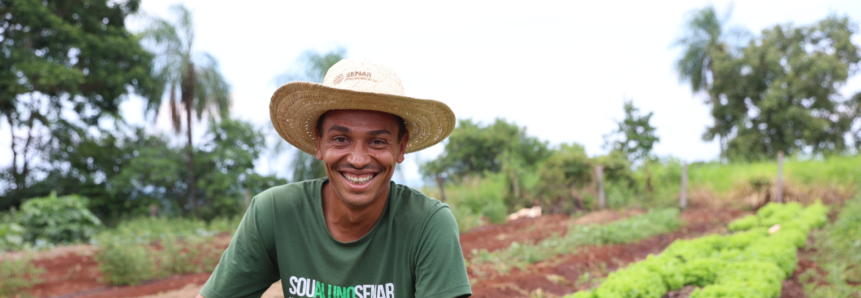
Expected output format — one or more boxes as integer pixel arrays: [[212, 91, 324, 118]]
[[341, 172, 377, 185]]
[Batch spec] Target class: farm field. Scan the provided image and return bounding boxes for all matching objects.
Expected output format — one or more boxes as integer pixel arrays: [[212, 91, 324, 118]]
[[8, 207, 750, 298]]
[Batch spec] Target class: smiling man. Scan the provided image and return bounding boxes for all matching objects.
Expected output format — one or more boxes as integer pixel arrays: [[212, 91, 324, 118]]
[[197, 59, 471, 298]]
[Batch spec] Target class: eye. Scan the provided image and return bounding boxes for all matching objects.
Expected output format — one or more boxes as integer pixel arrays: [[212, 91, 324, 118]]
[[371, 139, 387, 145], [333, 136, 347, 143]]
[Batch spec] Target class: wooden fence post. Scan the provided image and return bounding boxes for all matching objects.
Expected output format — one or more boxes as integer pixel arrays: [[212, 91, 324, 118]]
[[595, 165, 605, 209], [680, 161, 688, 209], [776, 151, 784, 203]]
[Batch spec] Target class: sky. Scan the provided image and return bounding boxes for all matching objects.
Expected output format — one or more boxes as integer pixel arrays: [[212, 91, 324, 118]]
[[4, 0, 861, 186]]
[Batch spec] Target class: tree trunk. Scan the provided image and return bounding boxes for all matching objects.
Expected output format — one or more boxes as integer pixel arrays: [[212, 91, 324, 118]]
[[435, 174, 446, 202], [183, 63, 198, 217]]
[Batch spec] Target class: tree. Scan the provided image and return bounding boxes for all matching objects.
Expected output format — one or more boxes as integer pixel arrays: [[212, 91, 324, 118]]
[[0, 0, 156, 203], [274, 47, 346, 182], [141, 4, 231, 216], [603, 100, 660, 162], [672, 5, 742, 158], [708, 16, 861, 160], [420, 118, 550, 180]]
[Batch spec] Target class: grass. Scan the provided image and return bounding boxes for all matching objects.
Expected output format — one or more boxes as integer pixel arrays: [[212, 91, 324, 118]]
[[688, 155, 861, 194], [0, 255, 45, 297], [93, 216, 241, 285], [800, 192, 861, 297], [468, 208, 681, 276]]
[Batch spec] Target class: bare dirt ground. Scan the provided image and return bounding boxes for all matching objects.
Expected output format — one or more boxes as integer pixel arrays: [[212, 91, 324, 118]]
[[18, 207, 809, 298]]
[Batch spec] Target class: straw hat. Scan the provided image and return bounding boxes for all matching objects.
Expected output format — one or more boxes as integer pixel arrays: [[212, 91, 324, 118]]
[[269, 59, 455, 155]]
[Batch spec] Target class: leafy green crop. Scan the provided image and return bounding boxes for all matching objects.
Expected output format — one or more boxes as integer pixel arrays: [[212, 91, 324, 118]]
[[565, 202, 828, 298]]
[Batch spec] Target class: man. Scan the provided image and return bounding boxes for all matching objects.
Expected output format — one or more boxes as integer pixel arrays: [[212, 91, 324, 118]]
[[197, 59, 471, 298]]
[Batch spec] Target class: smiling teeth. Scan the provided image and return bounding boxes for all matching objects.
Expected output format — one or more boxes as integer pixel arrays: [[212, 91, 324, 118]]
[[345, 174, 373, 184]]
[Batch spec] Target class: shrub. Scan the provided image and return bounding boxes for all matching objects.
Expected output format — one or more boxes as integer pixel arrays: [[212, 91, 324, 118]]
[[94, 234, 156, 285], [16, 192, 102, 245], [0, 256, 46, 297], [0, 223, 26, 252]]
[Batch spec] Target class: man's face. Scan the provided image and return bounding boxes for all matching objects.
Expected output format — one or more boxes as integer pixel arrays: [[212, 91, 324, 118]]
[[315, 110, 409, 207]]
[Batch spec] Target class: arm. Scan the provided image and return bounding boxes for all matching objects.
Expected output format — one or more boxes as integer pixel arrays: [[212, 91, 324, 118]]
[[414, 206, 473, 298], [198, 195, 280, 298]]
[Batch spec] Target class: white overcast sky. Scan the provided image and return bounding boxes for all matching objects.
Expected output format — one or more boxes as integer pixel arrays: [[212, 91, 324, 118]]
[[3, 0, 861, 186]]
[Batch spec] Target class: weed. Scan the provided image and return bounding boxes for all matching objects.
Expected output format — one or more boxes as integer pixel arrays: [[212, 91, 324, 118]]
[[0, 256, 46, 297]]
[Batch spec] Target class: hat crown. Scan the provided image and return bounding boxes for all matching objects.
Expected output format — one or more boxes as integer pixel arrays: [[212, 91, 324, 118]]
[[322, 59, 405, 96]]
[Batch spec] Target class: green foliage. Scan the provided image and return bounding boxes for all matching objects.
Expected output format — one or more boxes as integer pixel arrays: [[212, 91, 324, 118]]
[[0, 221, 26, 252], [421, 118, 550, 180], [675, 7, 861, 160], [801, 193, 861, 297], [94, 234, 157, 285], [424, 173, 510, 226], [140, 4, 233, 217], [0, 0, 157, 208], [94, 216, 236, 285], [109, 119, 285, 220], [0, 256, 46, 297], [470, 209, 680, 275], [564, 202, 829, 298], [603, 100, 660, 162], [16, 192, 101, 245]]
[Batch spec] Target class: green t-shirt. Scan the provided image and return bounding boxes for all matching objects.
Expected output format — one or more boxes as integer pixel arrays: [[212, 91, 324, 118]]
[[200, 178, 472, 298]]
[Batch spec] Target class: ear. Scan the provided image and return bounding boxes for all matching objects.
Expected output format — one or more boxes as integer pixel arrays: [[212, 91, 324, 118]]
[[315, 129, 324, 160], [397, 131, 410, 163]]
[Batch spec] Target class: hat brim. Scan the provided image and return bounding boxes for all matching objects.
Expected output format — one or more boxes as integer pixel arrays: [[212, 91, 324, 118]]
[[270, 81, 455, 155]]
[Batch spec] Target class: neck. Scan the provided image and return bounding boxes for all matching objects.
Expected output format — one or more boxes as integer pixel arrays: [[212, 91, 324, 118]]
[[321, 181, 390, 242]]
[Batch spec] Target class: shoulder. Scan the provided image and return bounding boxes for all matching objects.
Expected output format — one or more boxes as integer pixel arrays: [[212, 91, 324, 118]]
[[250, 178, 324, 217], [388, 182, 456, 231], [254, 178, 323, 204]]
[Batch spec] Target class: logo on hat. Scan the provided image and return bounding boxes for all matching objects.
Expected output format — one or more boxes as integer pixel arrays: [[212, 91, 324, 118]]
[[333, 74, 344, 85]]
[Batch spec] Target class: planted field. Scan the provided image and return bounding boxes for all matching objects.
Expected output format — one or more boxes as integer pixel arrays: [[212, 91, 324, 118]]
[[565, 202, 828, 298]]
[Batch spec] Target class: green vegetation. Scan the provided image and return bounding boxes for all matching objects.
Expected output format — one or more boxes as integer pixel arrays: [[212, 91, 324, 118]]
[[94, 216, 239, 285], [801, 193, 861, 297], [469, 209, 680, 276], [0, 255, 46, 297], [16, 192, 101, 246], [565, 202, 828, 298], [674, 6, 861, 161]]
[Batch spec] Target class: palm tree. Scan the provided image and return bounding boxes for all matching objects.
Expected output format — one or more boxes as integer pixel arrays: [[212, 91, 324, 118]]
[[673, 5, 734, 160], [142, 4, 231, 216], [274, 47, 346, 182]]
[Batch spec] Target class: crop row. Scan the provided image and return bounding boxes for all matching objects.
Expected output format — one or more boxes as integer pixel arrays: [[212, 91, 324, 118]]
[[565, 201, 829, 298], [468, 208, 681, 276]]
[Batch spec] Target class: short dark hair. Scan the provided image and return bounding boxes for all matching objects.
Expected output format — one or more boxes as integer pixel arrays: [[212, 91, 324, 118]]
[[316, 111, 408, 142]]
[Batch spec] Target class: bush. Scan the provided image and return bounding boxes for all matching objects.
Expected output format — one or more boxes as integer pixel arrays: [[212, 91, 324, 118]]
[[16, 192, 102, 245], [94, 217, 230, 285], [94, 235, 157, 285], [0, 222, 26, 252], [0, 256, 46, 297]]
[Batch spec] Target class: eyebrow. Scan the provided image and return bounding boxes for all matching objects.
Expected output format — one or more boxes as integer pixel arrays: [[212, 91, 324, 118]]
[[368, 129, 392, 137], [326, 125, 392, 137], [327, 125, 350, 134]]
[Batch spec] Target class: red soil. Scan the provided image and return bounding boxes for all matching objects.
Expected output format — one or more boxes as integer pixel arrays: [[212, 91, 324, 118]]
[[23, 207, 827, 298], [468, 208, 747, 297]]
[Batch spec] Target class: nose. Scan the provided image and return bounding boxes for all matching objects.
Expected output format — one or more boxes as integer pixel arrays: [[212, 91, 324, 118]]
[[346, 143, 371, 169]]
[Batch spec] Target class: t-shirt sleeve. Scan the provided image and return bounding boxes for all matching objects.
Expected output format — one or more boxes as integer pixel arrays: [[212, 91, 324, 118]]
[[200, 195, 280, 298], [414, 206, 472, 298]]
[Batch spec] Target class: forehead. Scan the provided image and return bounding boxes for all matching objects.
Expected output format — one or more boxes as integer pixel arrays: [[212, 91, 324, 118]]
[[320, 110, 400, 130]]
